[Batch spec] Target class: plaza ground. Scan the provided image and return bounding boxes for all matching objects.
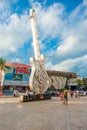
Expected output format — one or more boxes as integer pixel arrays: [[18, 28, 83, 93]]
[[0, 96, 87, 130]]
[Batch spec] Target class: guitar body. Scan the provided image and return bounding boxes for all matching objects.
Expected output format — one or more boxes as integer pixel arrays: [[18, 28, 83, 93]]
[[29, 55, 51, 94]]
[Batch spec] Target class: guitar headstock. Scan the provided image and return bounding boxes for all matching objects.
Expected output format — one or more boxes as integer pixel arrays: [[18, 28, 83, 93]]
[[30, 9, 36, 19]]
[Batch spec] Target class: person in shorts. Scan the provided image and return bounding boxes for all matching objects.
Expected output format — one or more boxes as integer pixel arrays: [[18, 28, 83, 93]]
[[63, 89, 68, 105]]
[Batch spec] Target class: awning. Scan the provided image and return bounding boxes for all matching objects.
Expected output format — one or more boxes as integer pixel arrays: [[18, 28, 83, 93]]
[[3, 80, 29, 86]]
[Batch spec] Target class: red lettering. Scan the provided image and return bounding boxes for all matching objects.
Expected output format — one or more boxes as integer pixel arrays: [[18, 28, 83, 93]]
[[22, 67, 26, 74], [24, 67, 29, 74], [15, 67, 20, 74], [15, 67, 30, 74], [20, 67, 23, 73]]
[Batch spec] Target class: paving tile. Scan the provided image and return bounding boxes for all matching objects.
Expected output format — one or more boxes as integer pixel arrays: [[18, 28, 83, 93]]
[[0, 96, 87, 130]]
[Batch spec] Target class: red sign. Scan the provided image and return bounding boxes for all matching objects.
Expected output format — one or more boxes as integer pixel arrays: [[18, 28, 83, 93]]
[[0, 91, 2, 96], [0, 70, 2, 86], [15, 67, 30, 74]]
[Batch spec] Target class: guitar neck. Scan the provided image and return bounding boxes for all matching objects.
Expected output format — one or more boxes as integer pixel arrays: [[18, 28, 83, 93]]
[[30, 9, 41, 60]]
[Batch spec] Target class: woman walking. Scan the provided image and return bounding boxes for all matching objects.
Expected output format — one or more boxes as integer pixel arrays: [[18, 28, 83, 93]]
[[63, 89, 68, 105]]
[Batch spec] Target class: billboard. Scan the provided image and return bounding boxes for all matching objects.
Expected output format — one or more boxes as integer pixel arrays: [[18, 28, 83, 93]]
[[4, 63, 31, 86]]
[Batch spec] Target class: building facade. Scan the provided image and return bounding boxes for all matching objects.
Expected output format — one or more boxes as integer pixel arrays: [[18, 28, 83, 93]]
[[3, 62, 77, 93], [47, 70, 77, 90], [3, 62, 31, 91]]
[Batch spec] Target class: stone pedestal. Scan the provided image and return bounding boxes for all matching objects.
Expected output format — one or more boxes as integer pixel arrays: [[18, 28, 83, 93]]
[[20, 94, 51, 102]]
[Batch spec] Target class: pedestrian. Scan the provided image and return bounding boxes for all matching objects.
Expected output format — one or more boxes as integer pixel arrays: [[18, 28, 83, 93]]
[[13, 87, 19, 97], [25, 87, 33, 100], [60, 92, 64, 101], [74, 90, 77, 98], [76, 90, 80, 98], [63, 89, 68, 105], [70, 90, 73, 98]]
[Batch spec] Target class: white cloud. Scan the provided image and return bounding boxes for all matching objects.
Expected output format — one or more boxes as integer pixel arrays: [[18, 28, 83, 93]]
[[30, 2, 65, 41], [11, 58, 21, 63], [45, 1, 87, 76], [0, 13, 31, 56], [10, 47, 17, 52], [83, 0, 87, 5], [0, 0, 11, 21], [57, 35, 77, 55], [56, 1, 87, 59], [0, 1, 65, 57], [46, 55, 87, 74]]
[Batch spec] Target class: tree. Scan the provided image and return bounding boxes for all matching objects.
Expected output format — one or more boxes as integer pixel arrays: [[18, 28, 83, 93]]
[[0, 58, 10, 91], [75, 79, 84, 86], [75, 79, 84, 90]]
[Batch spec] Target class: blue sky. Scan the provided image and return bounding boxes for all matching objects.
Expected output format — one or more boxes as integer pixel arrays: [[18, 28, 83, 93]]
[[0, 0, 87, 77]]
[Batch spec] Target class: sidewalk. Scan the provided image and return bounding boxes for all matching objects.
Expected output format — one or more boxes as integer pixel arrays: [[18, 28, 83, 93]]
[[0, 96, 87, 130], [0, 95, 19, 103]]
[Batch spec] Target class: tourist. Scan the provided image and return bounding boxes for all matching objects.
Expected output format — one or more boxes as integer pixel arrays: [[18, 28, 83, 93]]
[[74, 90, 77, 98], [76, 90, 80, 98], [60, 92, 64, 101], [13, 88, 19, 97], [70, 90, 74, 98], [25, 87, 33, 100], [63, 89, 68, 105], [25, 87, 30, 95]]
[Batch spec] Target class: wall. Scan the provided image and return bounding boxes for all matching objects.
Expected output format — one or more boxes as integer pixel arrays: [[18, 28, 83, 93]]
[[49, 76, 67, 89]]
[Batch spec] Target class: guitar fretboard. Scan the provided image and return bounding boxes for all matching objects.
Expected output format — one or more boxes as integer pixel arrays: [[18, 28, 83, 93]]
[[30, 9, 41, 60]]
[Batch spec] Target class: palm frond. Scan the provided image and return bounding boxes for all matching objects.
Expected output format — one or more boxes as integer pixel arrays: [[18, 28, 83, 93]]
[[0, 58, 6, 70]]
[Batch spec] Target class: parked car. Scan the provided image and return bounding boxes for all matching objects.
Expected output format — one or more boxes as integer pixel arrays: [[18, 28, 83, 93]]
[[44, 90, 58, 97], [79, 90, 86, 96]]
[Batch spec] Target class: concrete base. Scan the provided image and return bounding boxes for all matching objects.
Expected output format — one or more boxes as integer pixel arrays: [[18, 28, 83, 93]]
[[20, 94, 51, 102]]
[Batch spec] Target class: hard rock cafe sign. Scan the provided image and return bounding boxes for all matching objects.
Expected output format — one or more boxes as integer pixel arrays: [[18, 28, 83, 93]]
[[15, 66, 30, 74]]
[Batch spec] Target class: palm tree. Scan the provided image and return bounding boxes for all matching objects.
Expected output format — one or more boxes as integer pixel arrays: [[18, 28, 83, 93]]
[[0, 58, 10, 91], [75, 79, 84, 90]]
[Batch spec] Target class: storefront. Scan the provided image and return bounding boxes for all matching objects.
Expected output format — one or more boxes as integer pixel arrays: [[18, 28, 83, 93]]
[[3, 62, 31, 95]]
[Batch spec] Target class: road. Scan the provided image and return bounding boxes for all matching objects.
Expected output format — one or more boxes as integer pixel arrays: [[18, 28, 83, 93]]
[[0, 96, 87, 130]]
